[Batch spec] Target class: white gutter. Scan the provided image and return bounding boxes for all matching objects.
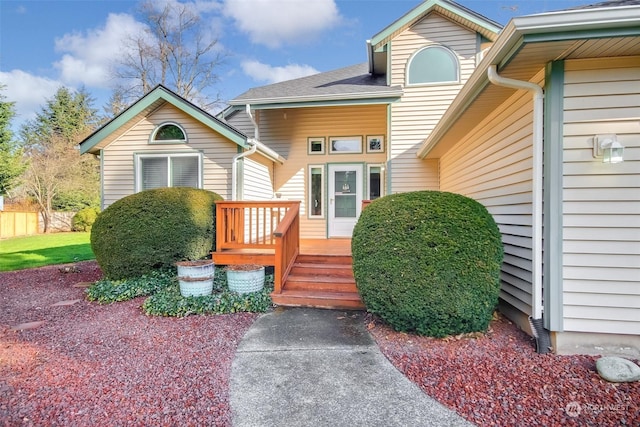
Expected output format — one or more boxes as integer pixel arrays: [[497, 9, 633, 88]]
[[253, 139, 285, 164], [487, 64, 544, 321], [229, 88, 404, 107]]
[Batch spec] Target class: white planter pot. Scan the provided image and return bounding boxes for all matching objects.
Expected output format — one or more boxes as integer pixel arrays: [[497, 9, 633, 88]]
[[176, 260, 215, 279], [178, 276, 214, 297], [226, 266, 265, 294]]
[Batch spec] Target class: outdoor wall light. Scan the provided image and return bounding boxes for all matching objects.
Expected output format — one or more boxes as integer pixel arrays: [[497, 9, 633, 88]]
[[593, 134, 624, 163]]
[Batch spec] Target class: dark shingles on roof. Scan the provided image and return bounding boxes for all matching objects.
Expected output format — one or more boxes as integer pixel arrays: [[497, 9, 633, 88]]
[[229, 63, 400, 104], [571, 0, 640, 9]]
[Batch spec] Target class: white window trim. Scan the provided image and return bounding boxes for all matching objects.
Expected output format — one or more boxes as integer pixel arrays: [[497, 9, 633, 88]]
[[406, 44, 460, 87], [135, 152, 202, 192], [366, 163, 385, 200], [308, 137, 326, 155], [149, 122, 188, 144], [329, 136, 363, 154], [308, 164, 325, 219]]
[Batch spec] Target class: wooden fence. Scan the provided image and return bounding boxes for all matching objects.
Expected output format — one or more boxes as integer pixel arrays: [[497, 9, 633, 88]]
[[0, 211, 40, 239]]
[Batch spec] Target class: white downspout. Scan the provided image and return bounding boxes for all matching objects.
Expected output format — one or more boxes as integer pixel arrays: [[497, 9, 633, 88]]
[[246, 104, 259, 140], [487, 65, 544, 322], [231, 139, 257, 201], [231, 104, 260, 201]]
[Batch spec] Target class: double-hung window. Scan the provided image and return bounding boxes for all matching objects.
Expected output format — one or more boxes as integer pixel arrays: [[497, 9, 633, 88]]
[[136, 153, 202, 191]]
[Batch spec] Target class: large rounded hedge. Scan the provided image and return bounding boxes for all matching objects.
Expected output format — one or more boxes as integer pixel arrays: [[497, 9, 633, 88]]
[[91, 187, 222, 279], [352, 191, 503, 337]]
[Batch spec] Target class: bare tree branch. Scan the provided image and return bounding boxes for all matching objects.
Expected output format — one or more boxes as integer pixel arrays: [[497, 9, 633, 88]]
[[109, 0, 225, 112]]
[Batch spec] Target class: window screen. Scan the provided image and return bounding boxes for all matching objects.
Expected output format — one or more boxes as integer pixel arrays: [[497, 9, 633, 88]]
[[138, 154, 200, 191]]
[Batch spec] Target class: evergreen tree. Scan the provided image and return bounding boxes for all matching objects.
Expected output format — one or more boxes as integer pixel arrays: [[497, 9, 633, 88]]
[[19, 87, 100, 231], [0, 85, 26, 195]]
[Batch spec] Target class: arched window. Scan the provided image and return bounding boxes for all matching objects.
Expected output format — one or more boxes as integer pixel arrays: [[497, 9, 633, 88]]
[[406, 45, 459, 85], [151, 122, 187, 143]]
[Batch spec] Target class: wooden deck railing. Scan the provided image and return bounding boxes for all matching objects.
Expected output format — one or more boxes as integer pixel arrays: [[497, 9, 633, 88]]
[[215, 201, 300, 294], [215, 201, 298, 251], [273, 202, 300, 294]]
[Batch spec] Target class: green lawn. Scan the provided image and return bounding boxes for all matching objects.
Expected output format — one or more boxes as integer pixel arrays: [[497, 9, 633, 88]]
[[0, 232, 94, 272]]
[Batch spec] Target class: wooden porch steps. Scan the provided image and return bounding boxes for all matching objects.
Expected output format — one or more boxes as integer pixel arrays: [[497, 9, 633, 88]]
[[271, 254, 365, 310]]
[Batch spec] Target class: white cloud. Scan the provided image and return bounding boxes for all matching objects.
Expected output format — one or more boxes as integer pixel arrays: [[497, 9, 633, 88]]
[[223, 0, 341, 48], [241, 60, 318, 84], [53, 13, 147, 88], [0, 70, 60, 125]]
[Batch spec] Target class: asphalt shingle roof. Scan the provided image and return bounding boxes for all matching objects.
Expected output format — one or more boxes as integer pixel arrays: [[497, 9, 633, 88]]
[[572, 0, 640, 8], [229, 63, 402, 105]]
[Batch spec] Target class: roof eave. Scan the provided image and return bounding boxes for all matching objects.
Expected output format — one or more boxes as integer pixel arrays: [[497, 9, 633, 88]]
[[80, 85, 247, 154], [228, 89, 404, 107], [370, 0, 502, 51], [416, 5, 640, 159]]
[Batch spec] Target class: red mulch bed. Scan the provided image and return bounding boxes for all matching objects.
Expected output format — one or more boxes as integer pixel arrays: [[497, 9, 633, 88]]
[[2, 261, 638, 426], [368, 314, 640, 426], [0, 261, 256, 426]]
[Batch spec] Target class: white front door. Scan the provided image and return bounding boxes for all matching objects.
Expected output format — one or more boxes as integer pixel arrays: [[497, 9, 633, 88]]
[[328, 164, 363, 237]]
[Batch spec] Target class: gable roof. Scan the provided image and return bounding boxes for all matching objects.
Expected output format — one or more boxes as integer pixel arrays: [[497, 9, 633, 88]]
[[80, 85, 247, 154], [417, 1, 640, 159], [228, 63, 403, 109], [368, 0, 502, 74], [369, 0, 501, 50]]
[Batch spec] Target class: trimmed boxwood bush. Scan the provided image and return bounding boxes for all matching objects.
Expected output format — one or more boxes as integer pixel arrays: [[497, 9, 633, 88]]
[[352, 191, 503, 337], [91, 187, 222, 279], [72, 207, 100, 231]]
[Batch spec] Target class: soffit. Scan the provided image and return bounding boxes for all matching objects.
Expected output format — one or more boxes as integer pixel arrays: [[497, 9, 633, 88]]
[[425, 36, 640, 158]]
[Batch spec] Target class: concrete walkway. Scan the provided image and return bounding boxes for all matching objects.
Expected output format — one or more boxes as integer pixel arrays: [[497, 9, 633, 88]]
[[230, 307, 473, 426]]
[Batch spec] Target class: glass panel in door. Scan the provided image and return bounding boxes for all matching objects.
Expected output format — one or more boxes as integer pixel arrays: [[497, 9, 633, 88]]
[[328, 164, 363, 237]]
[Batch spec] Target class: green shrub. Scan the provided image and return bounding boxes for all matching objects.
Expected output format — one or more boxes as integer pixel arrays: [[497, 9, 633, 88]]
[[90, 187, 222, 279], [86, 269, 175, 303], [86, 268, 273, 316], [352, 191, 503, 337], [72, 207, 100, 231]]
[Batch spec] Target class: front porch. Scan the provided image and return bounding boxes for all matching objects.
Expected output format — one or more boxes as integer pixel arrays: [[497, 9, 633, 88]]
[[212, 201, 364, 310]]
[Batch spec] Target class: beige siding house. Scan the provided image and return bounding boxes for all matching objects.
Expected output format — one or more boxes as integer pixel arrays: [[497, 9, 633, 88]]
[[79, 85, 280, 206], [81, 0, 639, 355], [417, 2, 640, 355], [224, 0, 500, 238]]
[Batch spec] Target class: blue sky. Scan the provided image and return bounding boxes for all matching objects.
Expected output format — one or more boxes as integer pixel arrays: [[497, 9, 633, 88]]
[[1, 0, 591, 129]]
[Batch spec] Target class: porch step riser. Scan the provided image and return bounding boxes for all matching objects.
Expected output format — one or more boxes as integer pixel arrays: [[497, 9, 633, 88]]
[[296, 255, 353, 265], [271, 291, 365, 310], [290, 264, 355, 278], [284, 279, 358, 293]]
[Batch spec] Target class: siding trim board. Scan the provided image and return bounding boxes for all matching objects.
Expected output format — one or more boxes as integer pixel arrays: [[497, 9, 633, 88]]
[[543, 60, 565, 332], [80, 85, 247, 155], [523, 26, 640, 45]]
